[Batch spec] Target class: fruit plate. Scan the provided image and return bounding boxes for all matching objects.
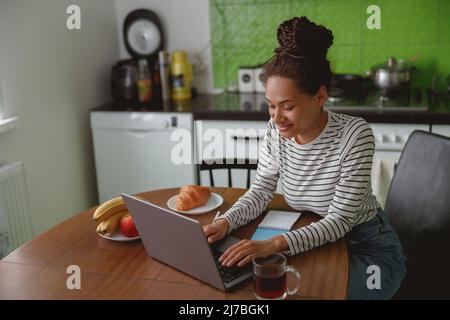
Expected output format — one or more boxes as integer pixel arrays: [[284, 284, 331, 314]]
[[97, 231, 140, 242], [167, 192, 224, 215]]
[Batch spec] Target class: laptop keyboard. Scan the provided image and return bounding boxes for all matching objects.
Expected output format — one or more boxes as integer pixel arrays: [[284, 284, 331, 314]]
[[212, 248, 252, 283]]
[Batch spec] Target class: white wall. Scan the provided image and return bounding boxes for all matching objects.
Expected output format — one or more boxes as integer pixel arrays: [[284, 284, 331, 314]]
[[114, 0, 214, 93], [0, 0, 120, 236]]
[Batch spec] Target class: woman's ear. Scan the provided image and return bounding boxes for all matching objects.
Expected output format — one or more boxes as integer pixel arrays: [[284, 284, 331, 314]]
[[316, 85, 329, 107]]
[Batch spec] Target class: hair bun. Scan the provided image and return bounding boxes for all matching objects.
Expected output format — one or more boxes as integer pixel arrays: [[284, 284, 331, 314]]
[[276, 16, 333, 61]]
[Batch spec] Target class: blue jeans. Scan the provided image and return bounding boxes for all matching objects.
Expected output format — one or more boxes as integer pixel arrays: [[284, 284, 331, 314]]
[[346, 208, 407, 300]]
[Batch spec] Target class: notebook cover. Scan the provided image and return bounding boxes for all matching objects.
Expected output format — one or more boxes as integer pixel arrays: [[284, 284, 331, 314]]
[[250, 228, 287, 241]]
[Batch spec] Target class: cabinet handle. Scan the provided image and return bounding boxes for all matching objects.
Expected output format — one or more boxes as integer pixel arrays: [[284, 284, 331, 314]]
[[127, 122, 169, 133], [231, 134, 265, 141]]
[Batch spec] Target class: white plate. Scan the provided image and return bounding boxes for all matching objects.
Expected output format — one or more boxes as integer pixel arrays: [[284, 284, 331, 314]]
[[97, 231, 140, 242], [167, 192, 224, 215]]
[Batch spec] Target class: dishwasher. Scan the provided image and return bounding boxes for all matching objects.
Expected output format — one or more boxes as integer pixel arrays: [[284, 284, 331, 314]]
[[90, 111, 195, 203]]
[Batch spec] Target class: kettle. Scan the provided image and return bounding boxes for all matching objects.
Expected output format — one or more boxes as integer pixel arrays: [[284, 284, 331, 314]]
[[110, 60, 138, 103]]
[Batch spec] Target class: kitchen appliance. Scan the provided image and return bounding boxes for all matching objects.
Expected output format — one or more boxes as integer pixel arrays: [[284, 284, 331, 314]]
[[329, 73, 369, 105], [123, 9, 164, 59], [370, 123, 429, 208], [331, 73, 369, 90], [91, 112, 195, 203], [254, 67, 265, 93], [238, 67, 256, 93], [121, 194, 253, 292], [110, 59, 138, 103], [324, 76, 427, 112], [110, 9, 165, 106], [366, 57, 415, 105], [367, 57, 414, 90], [239, 93, 255, 111]]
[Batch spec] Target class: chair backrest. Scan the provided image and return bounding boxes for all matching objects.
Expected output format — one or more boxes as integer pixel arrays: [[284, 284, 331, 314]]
[[384, 130, 450, 299], [196, 158, 258, 189]]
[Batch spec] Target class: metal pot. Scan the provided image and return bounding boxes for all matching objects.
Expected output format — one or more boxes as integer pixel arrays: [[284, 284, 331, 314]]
[[366, 57, 415, 91]]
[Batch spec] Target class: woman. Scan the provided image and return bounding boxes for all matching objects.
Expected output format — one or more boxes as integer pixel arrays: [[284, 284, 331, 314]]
[[202, 16, 406, 300]]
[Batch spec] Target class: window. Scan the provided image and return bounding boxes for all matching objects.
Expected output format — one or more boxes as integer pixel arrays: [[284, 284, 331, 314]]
[[0, 81, 18, 133], [0, 81, 4, 120]]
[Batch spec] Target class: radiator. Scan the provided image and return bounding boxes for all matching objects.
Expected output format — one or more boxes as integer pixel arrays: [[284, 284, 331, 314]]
[[0, 162, 33, 255]]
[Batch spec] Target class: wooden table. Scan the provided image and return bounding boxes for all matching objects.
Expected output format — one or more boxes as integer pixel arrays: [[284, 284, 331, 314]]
[[0, 187, 348, 300]]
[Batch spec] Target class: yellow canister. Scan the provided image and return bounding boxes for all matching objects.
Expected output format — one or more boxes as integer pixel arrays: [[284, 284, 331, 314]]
[[170, 51, 193, 100]]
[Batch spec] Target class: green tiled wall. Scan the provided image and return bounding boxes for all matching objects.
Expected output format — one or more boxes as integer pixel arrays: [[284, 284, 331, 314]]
[[210, 0, 450, 89]]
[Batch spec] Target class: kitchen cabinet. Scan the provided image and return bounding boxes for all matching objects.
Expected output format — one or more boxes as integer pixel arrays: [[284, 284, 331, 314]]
[[431, 124, 450, 137], [194, 120, 278, 190]]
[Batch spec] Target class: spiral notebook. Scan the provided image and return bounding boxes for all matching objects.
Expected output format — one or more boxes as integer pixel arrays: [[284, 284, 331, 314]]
[[251, 210, 302, 241]]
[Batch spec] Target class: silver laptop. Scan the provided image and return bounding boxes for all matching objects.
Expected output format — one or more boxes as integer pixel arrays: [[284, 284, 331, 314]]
[[121, 193, 253, 291]]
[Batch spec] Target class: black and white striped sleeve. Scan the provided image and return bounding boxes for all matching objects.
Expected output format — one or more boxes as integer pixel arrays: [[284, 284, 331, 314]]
[[282, 120, 375, 254], [214, 121, 280, 234]]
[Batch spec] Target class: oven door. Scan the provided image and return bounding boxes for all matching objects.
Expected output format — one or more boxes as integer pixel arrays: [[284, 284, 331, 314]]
[[370, 123, 429, 208], [372, 150, 402, 208]]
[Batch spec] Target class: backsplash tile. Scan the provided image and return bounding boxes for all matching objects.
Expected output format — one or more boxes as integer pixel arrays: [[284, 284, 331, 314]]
[[439, 0, 450, 44], [360, 0, 439, 46], [210, 0, 450, 90], [291, 0, 316, 23], [328, 45, 362, 73], [314, 0, 364, 46], [437, 45, 450, 78], [224, 3, 291, 48]]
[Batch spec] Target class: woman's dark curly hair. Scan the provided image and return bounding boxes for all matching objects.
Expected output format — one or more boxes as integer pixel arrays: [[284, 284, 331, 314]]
[[262, 16, 334, 95]]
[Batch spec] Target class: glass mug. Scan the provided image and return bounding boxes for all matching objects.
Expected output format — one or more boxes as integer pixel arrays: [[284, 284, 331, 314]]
[[253, 253, 301, 300]]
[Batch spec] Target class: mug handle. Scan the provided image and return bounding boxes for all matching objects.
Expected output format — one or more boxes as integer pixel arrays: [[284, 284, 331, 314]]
[[286, 265, 301, 296]]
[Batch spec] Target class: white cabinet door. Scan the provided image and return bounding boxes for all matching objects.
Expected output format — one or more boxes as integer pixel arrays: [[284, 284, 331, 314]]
[[195, 120, 271, 189], [195, 120, 267, 163], [431, 125, 450, 137]]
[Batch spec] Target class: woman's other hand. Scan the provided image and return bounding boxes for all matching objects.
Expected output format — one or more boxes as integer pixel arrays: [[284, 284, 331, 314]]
[[219, 236, 288, 267], [202, 219, 229, 244]]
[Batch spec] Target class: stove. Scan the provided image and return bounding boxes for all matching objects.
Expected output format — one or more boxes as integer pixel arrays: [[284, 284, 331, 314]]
[[324, 83, 428, 112]]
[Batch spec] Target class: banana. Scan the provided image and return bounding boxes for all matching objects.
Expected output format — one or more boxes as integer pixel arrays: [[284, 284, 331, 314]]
[[96, 210, 128, 235], [96, 220, 108, 234], [93, 196, 127, 222]]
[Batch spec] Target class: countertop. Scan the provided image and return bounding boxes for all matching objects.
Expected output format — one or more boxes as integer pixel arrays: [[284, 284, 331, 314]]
[[91, 92, 450, 124]]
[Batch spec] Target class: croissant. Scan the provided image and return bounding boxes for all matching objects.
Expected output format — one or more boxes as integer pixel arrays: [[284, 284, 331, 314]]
[[176, 185, 211, 211]]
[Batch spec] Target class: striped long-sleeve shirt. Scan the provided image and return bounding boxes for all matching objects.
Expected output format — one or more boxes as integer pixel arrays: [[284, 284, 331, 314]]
[[214, 111, 380, 255]]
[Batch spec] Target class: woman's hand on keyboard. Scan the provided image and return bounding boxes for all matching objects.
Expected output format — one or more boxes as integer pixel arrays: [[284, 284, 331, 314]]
[[202, 219, 229, 244], [219, 235, 288, 267]]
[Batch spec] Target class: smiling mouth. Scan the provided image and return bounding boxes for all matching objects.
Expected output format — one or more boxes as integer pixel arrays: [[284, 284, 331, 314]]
[[277, 124, 293, 132]]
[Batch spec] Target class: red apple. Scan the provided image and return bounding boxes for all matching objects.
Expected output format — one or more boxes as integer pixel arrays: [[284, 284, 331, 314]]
[[120, 214, 139, 238]]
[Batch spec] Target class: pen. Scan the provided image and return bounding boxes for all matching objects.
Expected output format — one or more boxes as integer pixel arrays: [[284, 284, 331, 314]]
[[213, 210, 221, 222]]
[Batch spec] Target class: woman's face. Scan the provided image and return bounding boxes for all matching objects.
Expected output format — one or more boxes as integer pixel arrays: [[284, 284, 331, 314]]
[[265, 76, 328, 140]]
